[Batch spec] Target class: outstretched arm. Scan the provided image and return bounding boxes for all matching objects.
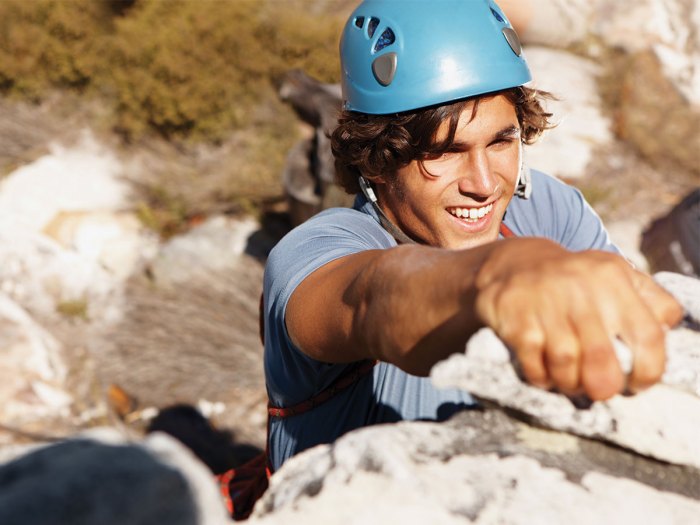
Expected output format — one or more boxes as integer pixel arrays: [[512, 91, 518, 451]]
[[286, 237, 683, 400]]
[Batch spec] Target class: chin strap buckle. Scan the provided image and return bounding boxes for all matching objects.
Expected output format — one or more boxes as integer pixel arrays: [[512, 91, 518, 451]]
[[515, 165, 532, 199]]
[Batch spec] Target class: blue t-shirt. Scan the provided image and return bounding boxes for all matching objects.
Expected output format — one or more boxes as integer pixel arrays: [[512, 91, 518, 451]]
[[263, 170, 619, 471]]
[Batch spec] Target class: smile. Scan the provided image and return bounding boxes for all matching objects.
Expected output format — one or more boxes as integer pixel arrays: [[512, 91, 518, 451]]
[[447, 203, 494, 222]]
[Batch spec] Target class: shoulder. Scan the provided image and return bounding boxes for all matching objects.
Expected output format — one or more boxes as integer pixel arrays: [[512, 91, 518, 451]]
[[506, 169, 618, 253], [264, 208, 393, 406], [266, 207, 393, 279], [505, 170, 581, 230]]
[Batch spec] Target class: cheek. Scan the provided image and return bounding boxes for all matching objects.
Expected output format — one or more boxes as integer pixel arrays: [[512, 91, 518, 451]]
[[420, 156, 462, 177], [490, 148, 520, 184]]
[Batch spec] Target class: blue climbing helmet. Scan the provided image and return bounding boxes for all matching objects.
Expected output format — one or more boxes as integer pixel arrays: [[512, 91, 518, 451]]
[[340, 0, 531, 114]]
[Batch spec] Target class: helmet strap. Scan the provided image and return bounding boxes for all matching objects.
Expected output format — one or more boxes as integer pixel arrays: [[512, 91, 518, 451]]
[[514, 141, 532, 199], [358, 176, 416, 245]]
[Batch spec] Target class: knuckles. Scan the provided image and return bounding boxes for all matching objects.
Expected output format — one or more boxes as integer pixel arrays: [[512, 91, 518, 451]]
[[545, 346, 579, 369], [475, 246, 673, 401]]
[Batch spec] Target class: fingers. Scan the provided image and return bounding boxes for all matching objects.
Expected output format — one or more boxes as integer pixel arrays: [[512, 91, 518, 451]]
[[510, 323, 549, 389], [480, 288, 551, 389], [542, 319, 582, 395], [575, 308, 624, 401], [475, 246, 678, 401], [632, 270, 685, 328], [612, 276, 667, 392]]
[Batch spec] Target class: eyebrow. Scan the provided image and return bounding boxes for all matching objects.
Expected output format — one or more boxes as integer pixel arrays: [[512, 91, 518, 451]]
[[493, 125, 521, 141], [446, 124, 520, 151]]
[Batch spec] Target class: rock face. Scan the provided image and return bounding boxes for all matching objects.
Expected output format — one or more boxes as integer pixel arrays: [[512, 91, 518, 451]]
[[522, 0, 700, 177], [0, 294, 72, 430], [249, 272, 700, 523], [278, 69, 351, 227], [0, 126, 267, 447], [641, 189, 700, 277], [522, 47, 613, 180]]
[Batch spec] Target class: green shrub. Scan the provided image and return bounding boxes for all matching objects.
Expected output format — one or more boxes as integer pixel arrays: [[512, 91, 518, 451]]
[[0, 0, 343, 139], [0, 0, 110, 98]]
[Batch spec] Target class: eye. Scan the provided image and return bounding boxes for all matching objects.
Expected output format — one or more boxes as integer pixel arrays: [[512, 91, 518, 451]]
[[425, 151, 457, 162], [489, 137, 516, 148]]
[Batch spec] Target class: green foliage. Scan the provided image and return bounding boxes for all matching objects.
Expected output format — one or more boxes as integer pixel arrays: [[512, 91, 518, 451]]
[[0, 0, 110, 98], [257, 2, 344, 84], [0, 0, 343, 140], [135, 186, 190, 239], [56, 298, 89, 320]]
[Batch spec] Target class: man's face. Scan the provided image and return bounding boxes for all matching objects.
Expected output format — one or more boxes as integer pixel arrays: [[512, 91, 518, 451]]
[[374, 94, 521, 250]]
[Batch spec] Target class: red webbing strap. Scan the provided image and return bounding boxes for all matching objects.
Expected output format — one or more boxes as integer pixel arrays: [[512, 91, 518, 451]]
[[268, 359, 379, 418], [499, 222, 516, 238], [216, 452, 271, 521]]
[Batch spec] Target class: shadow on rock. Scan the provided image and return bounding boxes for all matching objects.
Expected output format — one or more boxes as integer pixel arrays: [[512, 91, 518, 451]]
[[148, 404, 263, 475]]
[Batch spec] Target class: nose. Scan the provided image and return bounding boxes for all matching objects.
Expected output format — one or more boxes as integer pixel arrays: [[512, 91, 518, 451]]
[[456, 149, 499, 198]]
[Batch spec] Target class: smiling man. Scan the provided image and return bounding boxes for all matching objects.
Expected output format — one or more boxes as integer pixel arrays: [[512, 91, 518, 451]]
[[262, 0, 683, 472]]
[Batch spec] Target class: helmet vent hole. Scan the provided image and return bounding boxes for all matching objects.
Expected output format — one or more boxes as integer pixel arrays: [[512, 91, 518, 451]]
[[490, 7, 505, 23], [354, 16, 364, 29], [368, 17, 380, 38], [373, 28, 395, 52]]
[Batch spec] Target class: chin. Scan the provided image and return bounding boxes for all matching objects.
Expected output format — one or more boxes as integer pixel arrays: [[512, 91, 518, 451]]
[[446, 230, 500, 251]]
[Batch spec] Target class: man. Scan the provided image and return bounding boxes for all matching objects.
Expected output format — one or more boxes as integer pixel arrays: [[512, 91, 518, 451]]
[[262, 0, 683, 472]]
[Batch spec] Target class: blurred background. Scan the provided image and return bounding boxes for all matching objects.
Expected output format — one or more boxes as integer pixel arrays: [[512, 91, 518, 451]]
[[0, 0, 698, 458]]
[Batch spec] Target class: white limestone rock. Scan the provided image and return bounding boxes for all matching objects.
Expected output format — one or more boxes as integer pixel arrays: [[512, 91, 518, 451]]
[[593, 0, 700, 106], [251, 417, 700, 524], [42, 210, 157, 283], [0, 129, 129, 234], [431, 272, 700, 469], [0, 230, 122, 321], [0, 129, 151, 320], [524, 47, 612, 180], [655, 271, 700, 321], [149, 215, 258, 287], [517, 0, 595, 48], [0, 294, 72, 423]]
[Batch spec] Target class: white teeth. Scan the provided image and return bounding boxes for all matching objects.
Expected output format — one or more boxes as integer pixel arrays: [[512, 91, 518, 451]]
[[449, 203, 493, 221]]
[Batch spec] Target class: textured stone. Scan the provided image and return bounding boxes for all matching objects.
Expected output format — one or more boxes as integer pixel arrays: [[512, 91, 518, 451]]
[[42, 210, 156, 283], [524, 47, 613, 180], [517, 0, 593, 48], [0, 129, 128, 234], [251, 411, 700, 524], [149, 215, 258, 288], [431, 272, 700, 469], [0, 294, 72, 424], [0, 230, 122, 320], [0, 429, 229, 525], [593, 0, 700, 105]]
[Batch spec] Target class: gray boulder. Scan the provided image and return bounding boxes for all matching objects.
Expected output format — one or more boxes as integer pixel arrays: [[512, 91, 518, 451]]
[[0, 429, 229, 525]]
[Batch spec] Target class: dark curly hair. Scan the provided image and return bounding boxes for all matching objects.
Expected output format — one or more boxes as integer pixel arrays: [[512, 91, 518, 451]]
[[331, 87, 554, 194]]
